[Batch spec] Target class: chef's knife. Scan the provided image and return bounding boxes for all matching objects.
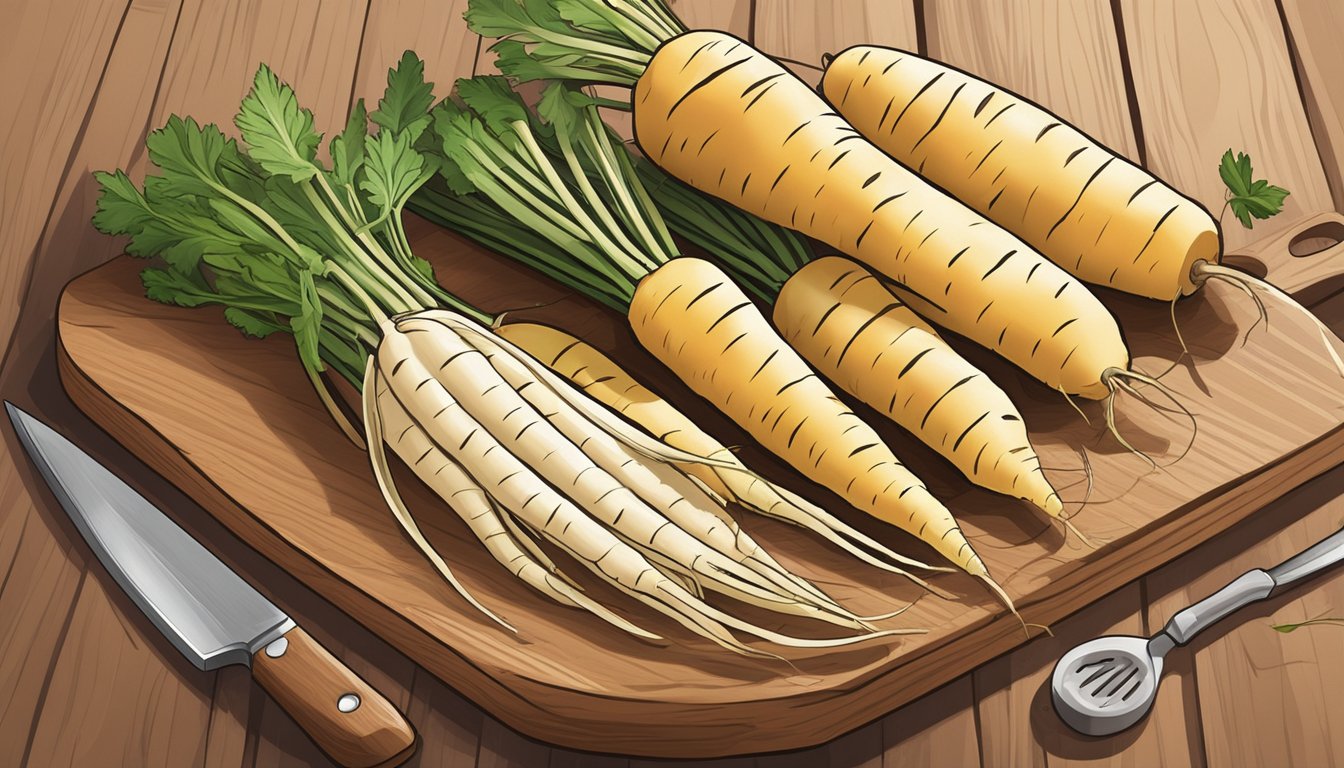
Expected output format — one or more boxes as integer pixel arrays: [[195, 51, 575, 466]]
[[6, 402, 416, 768]]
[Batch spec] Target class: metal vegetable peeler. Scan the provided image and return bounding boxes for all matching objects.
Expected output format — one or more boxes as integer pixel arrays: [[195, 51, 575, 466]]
[[1051, 524, 1344, 737]]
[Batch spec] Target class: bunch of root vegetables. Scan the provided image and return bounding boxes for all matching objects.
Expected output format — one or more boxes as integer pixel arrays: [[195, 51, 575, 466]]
[[93, 0, 1336, 657]]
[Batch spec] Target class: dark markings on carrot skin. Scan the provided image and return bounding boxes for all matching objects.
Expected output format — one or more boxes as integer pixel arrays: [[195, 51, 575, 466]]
[[1063, 146, 1087, 167], [680, 137, 688, 152], [952, 411, 991, 451], [770, 407, 791, 431], [414, 447, 433, 465], [1026, 262, 1040, 283], [988, 188, 1005, 210], [667, 56, 751, 118], [515, 421, 539, 441], [740, 173, 752, 195], [829, 267, 859, 290], [912, 83, 965, 151], [685, 281, 722, 309], [659, 133, 673, 159], [1129, 204, 1179, 264], [416, 377, 434, 391], [872, 192, 906, 212], [770, 165, 791, 193], [391, 358, 408, 377], [580, 375, 615, 390], [1048, 158, 1113, 239], [847, 443, 878, 458], [945, 281, 953, 296], [863, 172, 881, 188], [1023, 186, 1039, 220], [992, 167, 1007, 185], [786, 417, 809, 448], [1110, 266, 1121, 282], [810, 148, 824, 162], [856, 220, 875, 248], [997, 328, 1006, 346], [881, 55, 903, 74], [1054, 283, 1068, 298], [863, 74, 871, 86], [836, 302, 903, 365], [897, 282, 947, 314], [724, 41, 742, 56], [974, 91, 994, 117], [1060, 346, 1078, 369], [1127, 179, 1158, 206], [973, 444, 987, 475], [982, 250, 1016, 279], [947, 246, 969, 267], [681, 39, 718, 71], [876, 95, 897, 131], [904, 210, 923, 232], [834, 133, 865, 145], [744, 81, 779, 112], [971, 140, 1003, 177], [783, 120, 811, 145], [976, 301, 994, 322], [1052, 318, 1077, 337], [750, 349, 779, 381], [548, 340, 581, 367], [1031, 339, 1042, 357], [501, 405, 523, 422], [828, 149, 851, 170], [516, 381, 534, 393], [984, 102, 1014, 127], [859, 49, 871, 65], [1095, 219, 1111, 245], [1036, 122, 1061, 142], [920, 228, 940, 247], [741, 72, 783, 97], [776, 374, 813, 395], [922, 375, 976, 428], [439, 349, 474, 370], [706, 301, 752, 333], [718, 168, 726, 187], [842, 80, 853, 105], [697, 129, 720, 154], [649, 284, 682, 318], [892, 71, 945, 132], [899, 348, 933, 378], [458, 429, 477, 451]]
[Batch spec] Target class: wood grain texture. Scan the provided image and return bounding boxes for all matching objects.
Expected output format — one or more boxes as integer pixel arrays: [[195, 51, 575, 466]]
[[1279, 0, 1344, 209], [54, 210, 1344, 756], [351, 0, 477, 108], [1116, 0, 1334, 252], [1146, 467, 1344, 768], [23, 574, 213, 767], [882, 677, 980, 768], [922, 0, 1140, 161], [754, 0, 918, 65]]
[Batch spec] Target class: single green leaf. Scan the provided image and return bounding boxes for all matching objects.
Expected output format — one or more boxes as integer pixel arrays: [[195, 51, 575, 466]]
[[329, 99, 368, 188], [555, 0, 622, 36], [235, 64, 323, 182], [455, 75, 532, 137], [224, 307, 287, 338], [291, 268, 324, 371], [141, 267, 217, 307], [360, 130, 434, 225], [1220, 149, 1290, 230], [145, 116, 244, 198], [370, 51, 435, 141], [92, 170, 154, 237], [429, 101, 482, 196]]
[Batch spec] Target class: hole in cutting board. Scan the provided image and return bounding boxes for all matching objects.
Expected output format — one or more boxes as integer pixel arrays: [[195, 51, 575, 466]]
[[1289, 220, 1344, 258], [1220, 253, 1268, 279]]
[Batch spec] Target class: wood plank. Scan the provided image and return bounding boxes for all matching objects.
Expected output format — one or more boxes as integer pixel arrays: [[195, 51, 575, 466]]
[[477, 718, 553, 768], [150, 0, 368, 139], [1145, 466, 1344, 767], [668, 0, 753, 33], [203, 666, 260, 768], [350, 0, 478, 108], [754, 0, 918, 65], [881, 677, 979, 768], [1116, 0, 1333, 252], [827, 720, 884, 768], [974, 583, 1198, 768], [405, 670, 484, 768], [922, 0, 1140, 161], [1279, 0, 1344, 209], [23, 574, 213, 767], [0, 0, 130, 353]]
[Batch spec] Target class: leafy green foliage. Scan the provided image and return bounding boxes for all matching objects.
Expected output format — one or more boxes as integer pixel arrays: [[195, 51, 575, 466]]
[[1271, 617, 1344, 633], [370, 51, 436, 141], [329, 99, 368, 188], [235, 65, 322, 182], [1219, 149, 1290, 229]]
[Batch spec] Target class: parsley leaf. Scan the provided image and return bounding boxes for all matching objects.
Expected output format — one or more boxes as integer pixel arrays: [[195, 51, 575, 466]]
[[1219, 149, 1290, 229], [370, 51, 435, 142], [235, 64, 322, 182], [329, 99, 368, 188]]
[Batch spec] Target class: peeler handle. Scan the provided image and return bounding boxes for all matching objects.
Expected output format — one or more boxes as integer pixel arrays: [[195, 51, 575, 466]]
[[1163, 570, 1274, 645]]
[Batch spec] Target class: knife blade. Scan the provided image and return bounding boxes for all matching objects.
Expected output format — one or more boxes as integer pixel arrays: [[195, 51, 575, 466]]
[[7, 402, 416, 768]]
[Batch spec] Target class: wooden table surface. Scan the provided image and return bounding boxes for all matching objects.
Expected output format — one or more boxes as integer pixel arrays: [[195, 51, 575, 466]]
[[4, 1, 1344, 765]]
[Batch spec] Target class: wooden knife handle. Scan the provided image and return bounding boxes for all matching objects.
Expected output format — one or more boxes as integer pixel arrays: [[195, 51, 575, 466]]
[[252, 627, 417, 768]]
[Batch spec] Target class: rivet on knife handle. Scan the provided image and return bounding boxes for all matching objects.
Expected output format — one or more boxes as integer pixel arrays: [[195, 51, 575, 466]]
[[251, 626, 417, 768]]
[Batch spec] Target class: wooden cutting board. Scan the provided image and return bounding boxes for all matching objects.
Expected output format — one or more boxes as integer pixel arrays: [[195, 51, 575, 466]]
[[57, 214, 1344, 758]]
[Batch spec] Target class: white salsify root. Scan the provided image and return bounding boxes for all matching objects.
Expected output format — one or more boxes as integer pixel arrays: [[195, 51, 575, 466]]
[[373, 372, 662, 640], [1191, 260, 1344, 377], [395, 315, 885, 632], [375, 315, 919, 655], [424, 310, 949, 588], [410, 314, 901, 623], [361, 357, 515, 633]]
